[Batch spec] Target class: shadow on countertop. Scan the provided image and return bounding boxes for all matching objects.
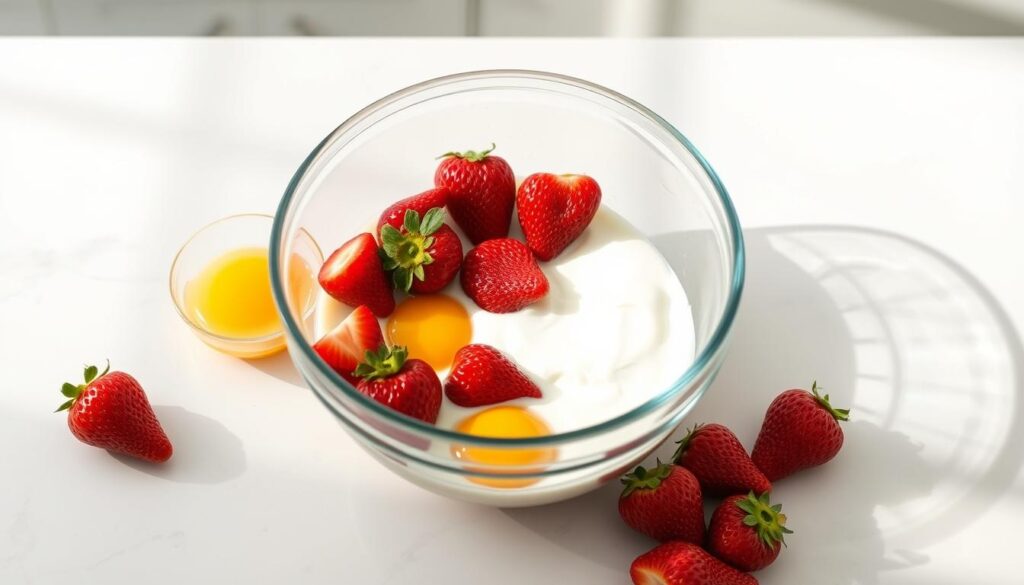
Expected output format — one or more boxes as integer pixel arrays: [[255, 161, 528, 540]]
[[114, 405, 246, 484], [502, 224, 1024, 584]]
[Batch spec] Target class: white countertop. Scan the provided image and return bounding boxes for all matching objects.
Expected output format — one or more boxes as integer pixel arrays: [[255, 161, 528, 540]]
[[1, 38, 1022, 584]]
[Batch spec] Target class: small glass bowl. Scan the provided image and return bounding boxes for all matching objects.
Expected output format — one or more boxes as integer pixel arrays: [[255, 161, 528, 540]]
[[170, 213, 322, 359], [271, 70, 744, 506]]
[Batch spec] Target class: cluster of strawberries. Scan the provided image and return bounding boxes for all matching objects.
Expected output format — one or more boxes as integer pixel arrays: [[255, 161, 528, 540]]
[[313, 145, 602, 424], [622, 383, 850, 585]]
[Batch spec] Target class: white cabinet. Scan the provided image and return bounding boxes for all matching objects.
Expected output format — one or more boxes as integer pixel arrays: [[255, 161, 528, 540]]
[[0, 0, 47, 34], [256, 0, 467, 36], [49, 0, 258, 35]]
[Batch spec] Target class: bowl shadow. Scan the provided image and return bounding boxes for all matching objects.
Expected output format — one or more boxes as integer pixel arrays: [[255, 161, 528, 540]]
[[501, 225, 1024, 584]]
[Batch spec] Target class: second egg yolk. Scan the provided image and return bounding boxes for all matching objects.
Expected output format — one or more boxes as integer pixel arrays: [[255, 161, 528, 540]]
[[453, 406, 556, 488], [386, 294, 472, 371]]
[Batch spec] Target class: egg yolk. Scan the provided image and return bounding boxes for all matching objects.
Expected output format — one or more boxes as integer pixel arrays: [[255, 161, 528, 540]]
[[183, 247, 314, 357], [386, 294, 471, 371], [452, 406, 556, 488]]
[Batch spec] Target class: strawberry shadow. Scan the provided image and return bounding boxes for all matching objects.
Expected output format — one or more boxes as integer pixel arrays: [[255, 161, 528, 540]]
[[500, 225, 1024, 584], [112, 406, 246, 484]]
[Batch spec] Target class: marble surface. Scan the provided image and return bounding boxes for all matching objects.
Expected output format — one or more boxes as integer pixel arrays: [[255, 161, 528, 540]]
[[1, 39, 1022, 584]]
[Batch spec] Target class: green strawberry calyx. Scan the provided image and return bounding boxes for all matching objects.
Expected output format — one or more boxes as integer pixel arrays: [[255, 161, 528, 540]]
[[620, 460, 673, 498], [811, 381, 850, 422], [353, 345, 408, 382], [439, 143, 495, 162], [671, 423, 704, 463], [736, 491, 793, 549], [380, 208, 446, 292], [55, 360, 110, 412]]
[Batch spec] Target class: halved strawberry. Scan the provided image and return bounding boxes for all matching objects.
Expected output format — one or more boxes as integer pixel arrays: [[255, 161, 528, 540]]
[[312, 305, 384, 385], [630, 542, 757, 585], [318, 232, 395, 317]]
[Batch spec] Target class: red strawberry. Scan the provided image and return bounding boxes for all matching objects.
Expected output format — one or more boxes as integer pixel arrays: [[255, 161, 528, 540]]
[[751, 381, 850, 481], [673, 423, 771, 496], [353, 345, 442, 424], [434, 144, 515, 244], [461, 238, 549, 313], [380, 207, 463, 294], [444, 344, 542, 407], [630, 541, 758, 585], [319, 232, 395, 317], [618, 462, 705, 544], [708, 492, 792, 572], [516, 173, 602, 261], [376, 187, 449, 236], [56, 362, 172, 463], [312, 305, 384, 385]]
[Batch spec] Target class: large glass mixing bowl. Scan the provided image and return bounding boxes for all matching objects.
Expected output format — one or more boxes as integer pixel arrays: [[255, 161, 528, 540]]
[[270, 70, 744, 506]]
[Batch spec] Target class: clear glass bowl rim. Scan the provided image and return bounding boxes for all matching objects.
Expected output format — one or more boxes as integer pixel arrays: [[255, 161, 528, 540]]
[[269, 69, 745, 447]]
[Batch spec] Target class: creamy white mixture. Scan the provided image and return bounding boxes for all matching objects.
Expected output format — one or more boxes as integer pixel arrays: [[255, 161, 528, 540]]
[[314, 206, 695, 432]]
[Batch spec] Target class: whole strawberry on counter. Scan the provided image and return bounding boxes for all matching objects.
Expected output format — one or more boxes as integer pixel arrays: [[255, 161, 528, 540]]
[[751, 381, 850, 481], [319, 232, 395, 317], [630, 541, 758, 585], [461, 238, 549, 313], [434, 143, 516, 244], [444, 344, 541, 407], [673, 423, 771, 496], [377, 187, 449, 235], [353, 345, 442, 424], [380, 208, 463, 294], [56, 362, 172, 463], [516, 172, 602, 261], [708, 492, 792, 572], [618, 462, 705, 545]]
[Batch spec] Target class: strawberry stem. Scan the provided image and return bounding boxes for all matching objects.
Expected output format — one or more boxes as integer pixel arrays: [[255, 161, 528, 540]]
[[811, 381, 850, 422], [353, 345, 408, 382], [672, 423, 704, 463], [438, 143, 496, 162], [735, 491, 793, 549], [56, 360, 110, 412], [620, 460, 673, 498], [380, 208, 445, 293]]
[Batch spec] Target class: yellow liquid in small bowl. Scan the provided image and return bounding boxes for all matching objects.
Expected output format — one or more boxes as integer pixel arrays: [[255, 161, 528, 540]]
[[183, 247, 313, 358]]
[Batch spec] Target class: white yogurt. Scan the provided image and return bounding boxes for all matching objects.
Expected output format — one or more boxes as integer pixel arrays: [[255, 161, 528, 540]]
[[315, 206, 695, 433]]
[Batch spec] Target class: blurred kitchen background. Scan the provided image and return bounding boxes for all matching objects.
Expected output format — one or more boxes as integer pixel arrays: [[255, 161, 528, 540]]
[[1, 0, 1023, 36]]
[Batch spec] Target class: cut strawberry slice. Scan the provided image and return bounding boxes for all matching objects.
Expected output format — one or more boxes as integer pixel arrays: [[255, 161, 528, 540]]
[[312, 305, 384, 385], [318, 232, 396, 317]]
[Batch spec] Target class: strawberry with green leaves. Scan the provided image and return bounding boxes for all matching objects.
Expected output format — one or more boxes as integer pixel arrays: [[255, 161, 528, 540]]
[[618, 462, 705, 544], [673, 423, 771, 496], [56, 362, 172, 463], [751, 381, 850, 481], [354, 345, 442, 424], [708, 492, 792, 571], [380, 208, 463, 295], [434, 143, 516, 244]]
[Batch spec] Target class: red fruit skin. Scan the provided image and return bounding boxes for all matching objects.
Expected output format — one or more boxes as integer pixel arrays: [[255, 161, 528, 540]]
[[618, 466, 705, 544], [708, 495, 783, 571], [751, 389, 846, 481], [434, 154, 515, 244], [630, 541, 758, 585], [460, 238, 549, 313], [67, 372, 172, 463], [356, 359, 442, 424], [516, 173, 602, 261], [444, 344, 541, 407], [674, 423, 771, 496], [410, 224, 463, 294], [318, 232, 396, 317], [376, 187, 449, 236], [312, 305, 384, 385]]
